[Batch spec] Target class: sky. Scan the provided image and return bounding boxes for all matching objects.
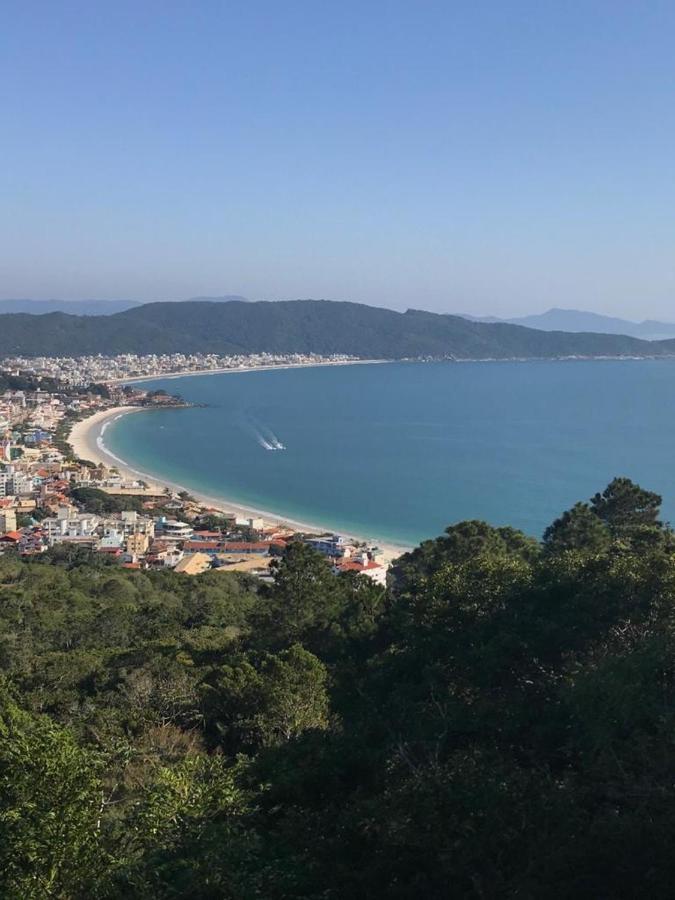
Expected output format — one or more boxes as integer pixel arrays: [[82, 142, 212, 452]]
[[3, 1, 675, 318]]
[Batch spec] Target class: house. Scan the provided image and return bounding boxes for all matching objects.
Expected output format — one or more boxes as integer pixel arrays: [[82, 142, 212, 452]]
[[333, 553, 388, 585]]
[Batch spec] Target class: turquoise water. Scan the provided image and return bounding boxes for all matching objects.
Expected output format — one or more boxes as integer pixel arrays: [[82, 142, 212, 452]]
[[105, 360, 675, 546]]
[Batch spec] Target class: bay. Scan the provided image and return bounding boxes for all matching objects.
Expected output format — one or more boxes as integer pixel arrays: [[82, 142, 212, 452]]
[[104, 359, 675, 546]]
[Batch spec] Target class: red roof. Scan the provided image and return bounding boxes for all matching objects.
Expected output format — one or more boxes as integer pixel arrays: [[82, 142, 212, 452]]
[[220, 541, 271, 552], [336, 559, 383, 573], [184, 540, 220, 552], [122, 562, 141, 569], [0, 531, 22, 542]]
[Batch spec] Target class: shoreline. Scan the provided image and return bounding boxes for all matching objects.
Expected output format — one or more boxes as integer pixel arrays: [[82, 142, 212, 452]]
[[68, 405, 411, 563], [108, 355, 675, 386], [112, 358, 390, 384]]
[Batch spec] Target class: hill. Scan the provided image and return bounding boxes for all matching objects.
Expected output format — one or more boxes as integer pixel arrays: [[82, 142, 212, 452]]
[[1, 298, 675, 360], [0, 295, 249, 317], [2, 478, 675, 896], [461, 307, 675, 340], [0, 298, 142, 315]]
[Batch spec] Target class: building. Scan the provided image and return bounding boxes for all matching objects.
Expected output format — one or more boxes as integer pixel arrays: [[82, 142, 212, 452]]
[[113, 510, 155, 538], [125, 531, 150, 556], [236, 516, 265, 531], [0, 435, 11, 463], [332, 553, 388, 585], [174, 552, 212, 575], [306, 534, 348, 557], [159, 519, 193, 540], [0, 510, 17, 533], [44, 507, 100, 546]]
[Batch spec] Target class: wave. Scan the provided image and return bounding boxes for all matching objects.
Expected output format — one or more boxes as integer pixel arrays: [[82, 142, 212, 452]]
[[96, 434, 128, 466]]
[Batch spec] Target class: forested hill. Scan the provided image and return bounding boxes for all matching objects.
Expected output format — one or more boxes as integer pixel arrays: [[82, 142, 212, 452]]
[[2, 298, 675, 359], [3, 478, 675, 897]]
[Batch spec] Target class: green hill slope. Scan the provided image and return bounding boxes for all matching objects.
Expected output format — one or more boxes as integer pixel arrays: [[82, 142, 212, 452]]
[[1, 299, 674, 359]]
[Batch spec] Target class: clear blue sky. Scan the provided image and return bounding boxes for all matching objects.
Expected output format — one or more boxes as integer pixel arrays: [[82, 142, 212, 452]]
[[3, 1, 675, 317]]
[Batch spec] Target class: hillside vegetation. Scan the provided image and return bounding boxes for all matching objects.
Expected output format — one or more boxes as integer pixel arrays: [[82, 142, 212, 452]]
[[2, 477, 675, 897], [1, 299, 675, 359]]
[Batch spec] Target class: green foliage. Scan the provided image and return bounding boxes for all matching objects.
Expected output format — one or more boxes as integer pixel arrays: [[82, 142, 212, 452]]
[[2, 476, 675, 897], [70, 486, 146, 514], [0, 684, 108, 899], [591, 475, 662, 530], [543, 501, 611, 553], [1, 299, 672, 358], [202, 644, 329, 753]]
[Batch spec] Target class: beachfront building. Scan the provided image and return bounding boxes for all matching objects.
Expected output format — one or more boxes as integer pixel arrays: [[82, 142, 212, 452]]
[[159, 519, 194, 540], [306, 534, 349, 558], [332, 552, 388, 585]]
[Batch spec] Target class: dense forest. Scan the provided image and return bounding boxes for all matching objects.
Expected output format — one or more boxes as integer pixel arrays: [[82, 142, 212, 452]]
[[2, 477, 675, 897], [2, 299, 675, 359]]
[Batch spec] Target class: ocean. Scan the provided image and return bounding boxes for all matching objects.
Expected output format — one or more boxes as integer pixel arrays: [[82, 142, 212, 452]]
[[104, 359, 675, 546]]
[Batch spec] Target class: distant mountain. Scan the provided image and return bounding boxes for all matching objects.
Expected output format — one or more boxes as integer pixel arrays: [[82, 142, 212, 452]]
[[187, 295, 249, 303], [0, 299, 142, 316], [0, 295, 249, 316], [458, 308, 675, 340], [1, 298, 674, 361], [459, 313, 503, 324]]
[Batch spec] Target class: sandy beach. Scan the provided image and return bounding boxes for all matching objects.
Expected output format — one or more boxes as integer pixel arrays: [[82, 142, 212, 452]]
[[113, 358, 389, 384], [68, 406, 409, 563]]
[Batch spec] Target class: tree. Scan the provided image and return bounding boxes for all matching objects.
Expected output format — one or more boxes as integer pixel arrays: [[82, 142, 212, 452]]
[[543, 502, 611, 553], [590, 477, 662, 532], [202, 645, 329, 753], [390, 519, 539, 597], [252, 542, 345, 651], [0, 685, 108, 899]]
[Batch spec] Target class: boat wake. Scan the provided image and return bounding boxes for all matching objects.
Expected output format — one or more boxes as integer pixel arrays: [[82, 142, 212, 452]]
[[249, 416, 286, 451], [256, 431, 286, 451]]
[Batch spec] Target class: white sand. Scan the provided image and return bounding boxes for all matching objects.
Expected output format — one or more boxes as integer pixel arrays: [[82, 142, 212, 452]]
[[113, 358, 389, 384], [68, 406, 409, 563]]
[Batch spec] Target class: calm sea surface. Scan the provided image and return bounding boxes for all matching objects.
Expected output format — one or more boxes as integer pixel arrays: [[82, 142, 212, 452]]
[[105, 360, 675, 546]]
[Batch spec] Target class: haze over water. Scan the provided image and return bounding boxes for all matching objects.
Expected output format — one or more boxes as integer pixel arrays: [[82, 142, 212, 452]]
[[106, 360, 675, 546]]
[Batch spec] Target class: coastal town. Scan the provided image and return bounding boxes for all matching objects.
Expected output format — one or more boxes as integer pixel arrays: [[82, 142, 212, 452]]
[[2, 351, 362, 386], [0, 356, 393, 582]]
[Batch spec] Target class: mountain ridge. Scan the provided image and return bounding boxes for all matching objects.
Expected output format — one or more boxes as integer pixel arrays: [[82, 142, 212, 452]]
[[460, 307, 675, 340], [1, 298, 675, 361], [0, 295, 248, 316]]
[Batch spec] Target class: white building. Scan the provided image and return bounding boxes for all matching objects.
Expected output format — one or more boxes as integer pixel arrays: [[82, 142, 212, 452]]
[[306, 534, 348, 557], [161, 519, 193, 540], [44, 507, 101, 546]]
